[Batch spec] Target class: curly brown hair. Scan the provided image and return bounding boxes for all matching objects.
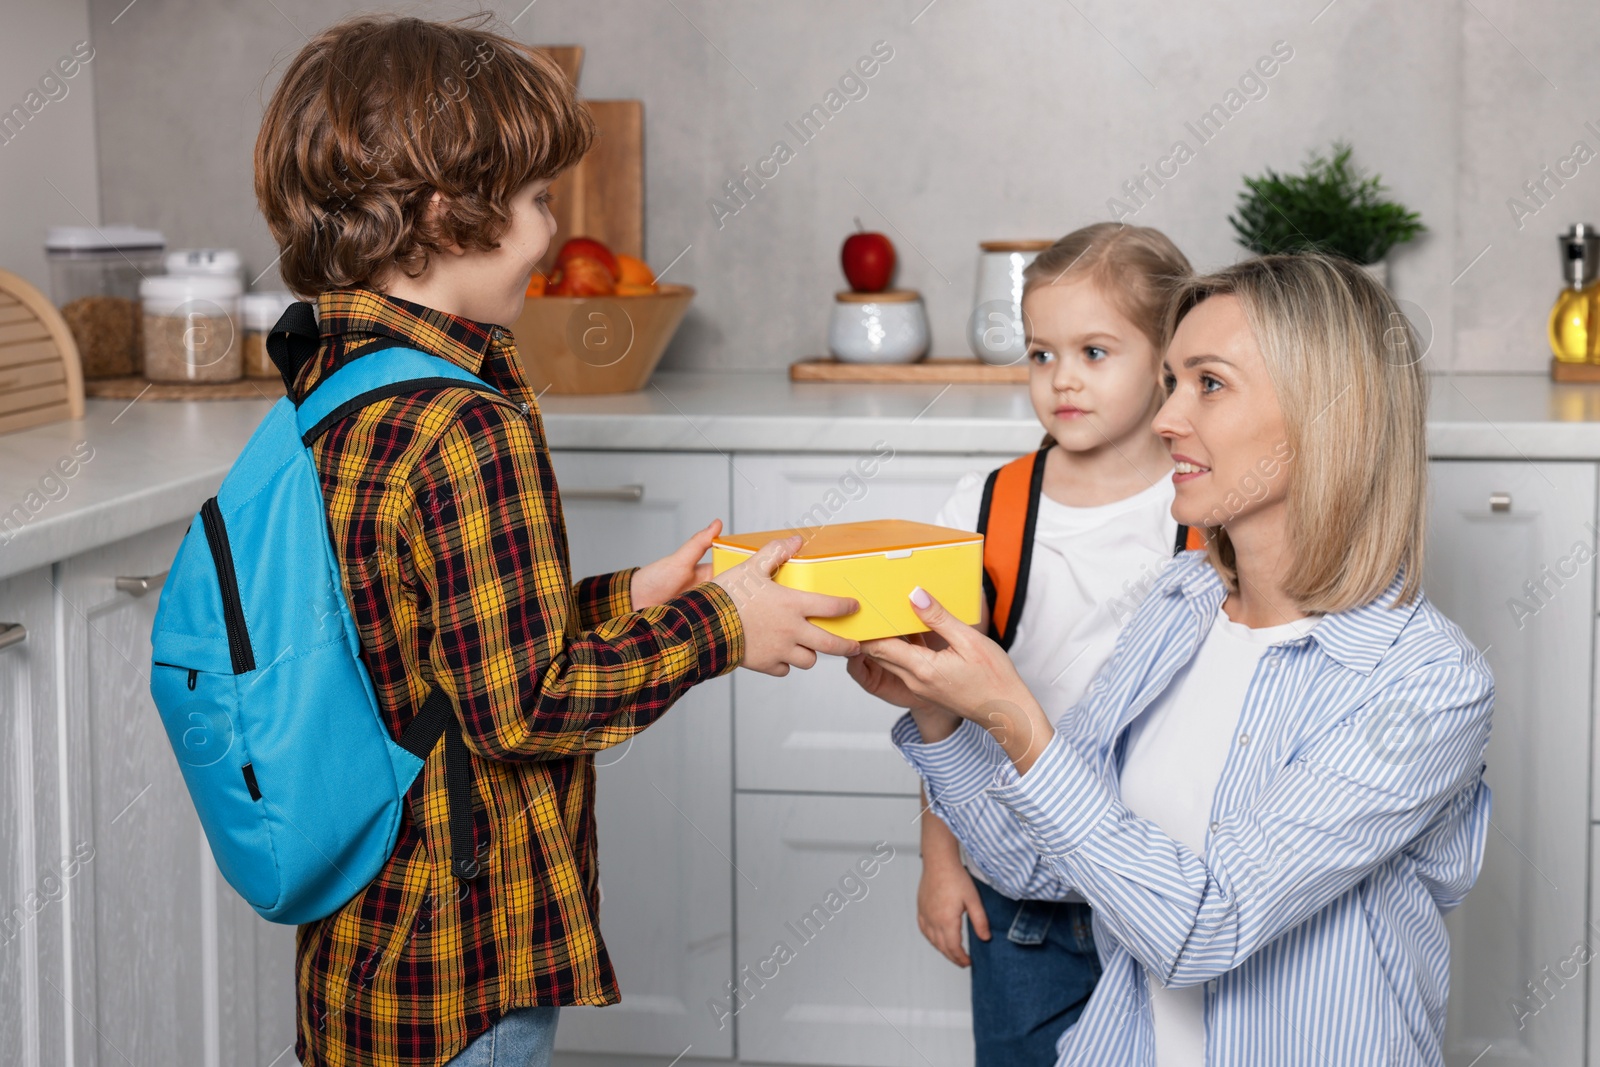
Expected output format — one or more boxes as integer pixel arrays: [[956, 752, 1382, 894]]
[[254, 13, 594, 295]]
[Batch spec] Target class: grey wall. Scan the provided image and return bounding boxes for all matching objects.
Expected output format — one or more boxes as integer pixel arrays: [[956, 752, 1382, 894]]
[[1, 0, 99, 296], [72, 0, 1600, 374]]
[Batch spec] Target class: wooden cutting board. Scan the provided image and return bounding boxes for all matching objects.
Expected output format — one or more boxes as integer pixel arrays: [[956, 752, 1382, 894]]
[[790, 358, 1028, 384], [534, 47, 644, 275], [0, 268, 85, 435]]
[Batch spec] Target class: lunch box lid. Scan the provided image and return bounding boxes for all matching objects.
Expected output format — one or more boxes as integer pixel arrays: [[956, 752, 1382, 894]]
[[712, 519, 982, 563]]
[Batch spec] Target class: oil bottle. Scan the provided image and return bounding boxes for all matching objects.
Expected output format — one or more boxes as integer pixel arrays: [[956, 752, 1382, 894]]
[[1549, 223, 1600, 363]]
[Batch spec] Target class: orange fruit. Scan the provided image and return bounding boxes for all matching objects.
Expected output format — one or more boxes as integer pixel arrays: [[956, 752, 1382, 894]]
[[526, 273, 547, 297], [616, 254, 656, 287]]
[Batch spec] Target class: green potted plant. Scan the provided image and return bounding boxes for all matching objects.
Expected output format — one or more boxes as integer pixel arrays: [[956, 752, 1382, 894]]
[[1229, 141, 1424, 285]]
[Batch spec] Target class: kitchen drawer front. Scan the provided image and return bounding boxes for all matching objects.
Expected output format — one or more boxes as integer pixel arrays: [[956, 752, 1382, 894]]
[[732, 453, 994, 795], [733, 793, 971, 1067], [548, 451, 737, 1059], [1426, 461, 1592, 1067]]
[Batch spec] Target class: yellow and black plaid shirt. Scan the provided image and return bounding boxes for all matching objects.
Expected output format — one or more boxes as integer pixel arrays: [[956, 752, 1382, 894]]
[[289, 288, 744, 1066]]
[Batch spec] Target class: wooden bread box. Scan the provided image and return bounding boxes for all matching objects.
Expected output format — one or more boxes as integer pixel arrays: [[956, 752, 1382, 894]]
[[0, 268, 85, 436]]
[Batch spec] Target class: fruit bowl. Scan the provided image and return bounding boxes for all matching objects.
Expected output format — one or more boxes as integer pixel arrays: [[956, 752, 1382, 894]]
[[513, 284, 694, 395]]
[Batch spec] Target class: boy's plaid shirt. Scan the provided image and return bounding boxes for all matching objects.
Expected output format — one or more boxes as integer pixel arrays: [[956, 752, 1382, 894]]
[[290, 288, 744, 1066]]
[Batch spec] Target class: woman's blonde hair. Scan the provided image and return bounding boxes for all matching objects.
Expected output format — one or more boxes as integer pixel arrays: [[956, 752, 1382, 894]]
[[1022, 223, 1192, 348], [1166, 253, 1428, 612]]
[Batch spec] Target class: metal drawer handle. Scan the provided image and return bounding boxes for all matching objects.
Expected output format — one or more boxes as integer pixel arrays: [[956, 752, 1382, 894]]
[[1489, 492, 1512, 514], [0, 623, 25, 652], [116, 571, 168, 596], [563, 485, 644, 502]]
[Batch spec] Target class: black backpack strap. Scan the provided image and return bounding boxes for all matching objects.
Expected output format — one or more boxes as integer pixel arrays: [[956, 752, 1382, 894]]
[[266, 300, 321, 393], [1174, 523, 1190, 555], [398, 687, 485, 880]]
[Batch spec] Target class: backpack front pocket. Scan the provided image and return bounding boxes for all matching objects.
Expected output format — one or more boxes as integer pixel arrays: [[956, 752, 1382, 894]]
[[150, 662, 280, 909]]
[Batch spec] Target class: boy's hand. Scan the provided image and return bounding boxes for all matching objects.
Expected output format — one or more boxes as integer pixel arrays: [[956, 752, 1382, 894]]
[[631, 519, 722, 611], [711, 535, 861, 675], [918, 851, 990, 967]]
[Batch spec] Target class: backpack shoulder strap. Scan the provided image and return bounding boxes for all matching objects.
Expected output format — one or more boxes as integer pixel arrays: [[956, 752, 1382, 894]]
[[288, 342, 501, 883], [293, 346, 502, 447], [1174, 523, 1205, 554], [976, 447, 1048, 651]]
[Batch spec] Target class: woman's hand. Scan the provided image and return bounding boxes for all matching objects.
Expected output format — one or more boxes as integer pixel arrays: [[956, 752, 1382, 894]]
[[861, 587, 1054, 772], [632, 520, 721, 610], [846, 648, 963, 742]]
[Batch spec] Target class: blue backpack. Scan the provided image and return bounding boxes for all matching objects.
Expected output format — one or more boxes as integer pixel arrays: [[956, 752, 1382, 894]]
[[149, 306, 491, 924]]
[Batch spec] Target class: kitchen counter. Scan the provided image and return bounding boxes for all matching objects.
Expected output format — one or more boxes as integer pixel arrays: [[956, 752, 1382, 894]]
[[3, 370, 1599, 582]]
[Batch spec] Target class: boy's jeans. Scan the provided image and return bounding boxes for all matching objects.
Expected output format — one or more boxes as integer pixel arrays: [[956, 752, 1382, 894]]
[[968, 880, 1101, 1066], [445, 1007, 560, 1067]]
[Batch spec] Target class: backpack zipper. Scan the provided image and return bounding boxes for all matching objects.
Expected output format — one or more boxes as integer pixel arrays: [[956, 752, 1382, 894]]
[[152, 662, 201, 689], [199, 497, 256, 674]]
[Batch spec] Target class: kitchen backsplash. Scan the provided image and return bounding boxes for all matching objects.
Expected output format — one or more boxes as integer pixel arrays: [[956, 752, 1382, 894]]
[[49, 0, 1600, 374]]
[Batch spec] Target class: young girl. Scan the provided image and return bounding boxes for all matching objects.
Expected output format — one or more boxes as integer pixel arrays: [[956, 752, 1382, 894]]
[[855, 223, 1192, 1065]]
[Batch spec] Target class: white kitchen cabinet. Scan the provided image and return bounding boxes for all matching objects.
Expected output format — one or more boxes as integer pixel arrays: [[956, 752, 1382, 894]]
[[733, 793, 971, 1067], [731, 453, 992, 796], [57, 522, 296, 1067], [0, 566, 67, 1067], [1427, 461, 1595, 1067], [548, 451, 736, 1060]]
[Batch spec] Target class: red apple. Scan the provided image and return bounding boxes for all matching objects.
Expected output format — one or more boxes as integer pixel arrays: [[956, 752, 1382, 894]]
[[548, 256, 615, 296], [842, 227, 896, 292], [554, 237, 619, 281]]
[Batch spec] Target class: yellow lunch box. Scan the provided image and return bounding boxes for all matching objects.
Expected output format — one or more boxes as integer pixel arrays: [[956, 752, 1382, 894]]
[[710, 519, 983, 641]]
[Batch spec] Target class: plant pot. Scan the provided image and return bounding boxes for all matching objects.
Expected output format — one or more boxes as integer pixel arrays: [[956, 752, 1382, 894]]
[[514, 284, 694, 394]]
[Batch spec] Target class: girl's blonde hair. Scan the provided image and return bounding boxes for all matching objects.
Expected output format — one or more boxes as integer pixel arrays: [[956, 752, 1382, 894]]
[[1166, 253, 1428, 612], [1022, 223, 1193, 348]]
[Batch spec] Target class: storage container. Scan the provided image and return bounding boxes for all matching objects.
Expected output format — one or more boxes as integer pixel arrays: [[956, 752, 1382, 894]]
[[165, 248, 243, 282], [139, 274, 242, 383], [45, 224, 165, 378], [969, 239, 1050, 365], [711, 519, 982, 641], [827, 290, 929, 364]]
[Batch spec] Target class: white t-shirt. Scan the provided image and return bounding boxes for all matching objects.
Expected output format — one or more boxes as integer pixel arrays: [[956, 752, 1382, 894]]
[[933, 466, 1177, 892], [1117, 606, 1320, 1067]]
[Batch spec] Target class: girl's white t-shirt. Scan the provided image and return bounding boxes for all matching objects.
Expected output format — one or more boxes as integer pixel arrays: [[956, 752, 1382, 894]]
[[1117, 606, 1320, 1067], [932, 466, 1177, 892]]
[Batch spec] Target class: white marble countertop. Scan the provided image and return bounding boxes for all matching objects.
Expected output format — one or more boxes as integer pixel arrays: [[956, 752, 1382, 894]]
[[3, 371, 1599, 582]]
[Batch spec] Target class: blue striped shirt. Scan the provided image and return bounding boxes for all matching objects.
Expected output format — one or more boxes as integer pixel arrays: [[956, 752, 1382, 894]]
[[894, 551, 1493, 1066]]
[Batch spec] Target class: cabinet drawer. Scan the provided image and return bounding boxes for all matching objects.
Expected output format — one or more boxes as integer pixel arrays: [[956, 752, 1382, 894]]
[[732, 453, 993, 795], [734, 793, 972, 1066]]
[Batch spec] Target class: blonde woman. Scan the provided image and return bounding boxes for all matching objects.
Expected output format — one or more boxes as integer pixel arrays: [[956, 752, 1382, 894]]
[[850, 254, 1493, 1066]]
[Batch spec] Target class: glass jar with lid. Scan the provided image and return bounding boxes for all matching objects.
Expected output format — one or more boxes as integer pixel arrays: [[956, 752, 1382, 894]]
[[44, 225, 166, 378], [140, 274, 243, 383]]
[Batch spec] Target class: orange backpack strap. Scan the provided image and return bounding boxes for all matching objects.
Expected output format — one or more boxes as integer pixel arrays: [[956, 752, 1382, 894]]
[[976, 447, 1048, 651], [1174, 523, 1205, 553]]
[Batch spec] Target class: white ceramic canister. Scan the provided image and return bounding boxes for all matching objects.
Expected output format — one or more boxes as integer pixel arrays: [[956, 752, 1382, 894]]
[[140, 273, 243, 383], [828, 290, 930, 364], [968, 239, 1051, 365]]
